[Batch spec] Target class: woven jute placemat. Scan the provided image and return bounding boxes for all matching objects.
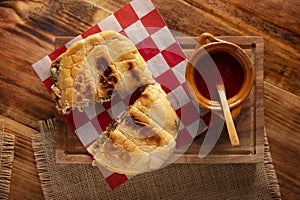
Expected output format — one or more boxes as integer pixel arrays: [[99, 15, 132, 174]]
[[32, 119, 281, 200], [0, 120, 15, 200]]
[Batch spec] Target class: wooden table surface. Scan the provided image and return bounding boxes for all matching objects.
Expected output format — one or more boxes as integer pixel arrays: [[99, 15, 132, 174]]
[[0, 0, 299, 199]]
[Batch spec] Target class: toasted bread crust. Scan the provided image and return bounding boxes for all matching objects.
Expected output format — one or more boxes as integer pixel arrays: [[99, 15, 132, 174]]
[[87, 84, 179, 175], [50, 31, 154, 114]]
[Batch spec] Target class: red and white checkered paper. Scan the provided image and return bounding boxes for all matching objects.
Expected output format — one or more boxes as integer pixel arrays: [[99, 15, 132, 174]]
[[32, 0, 210, 189]]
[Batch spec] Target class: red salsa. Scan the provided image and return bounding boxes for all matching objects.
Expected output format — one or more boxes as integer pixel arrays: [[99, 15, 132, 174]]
[[194, 52, 244, 100]]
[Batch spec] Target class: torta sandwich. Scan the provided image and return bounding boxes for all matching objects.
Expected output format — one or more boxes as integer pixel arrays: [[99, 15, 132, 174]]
[[50, 31, 154, 114], [50, 31, 179, 175], [87, 84, 179, 175]]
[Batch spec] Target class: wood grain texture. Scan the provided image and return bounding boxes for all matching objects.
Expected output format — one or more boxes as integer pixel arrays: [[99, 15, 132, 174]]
[[0, 0, 299, 199], [0, 115, 43, 200], [264, 82, 300, 200]]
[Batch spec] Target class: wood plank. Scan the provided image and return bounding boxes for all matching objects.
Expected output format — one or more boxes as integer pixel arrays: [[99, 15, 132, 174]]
[[55, 113, 91, 163], [54, 36, 264, 164], [0, 115, 44, 200], [264, 82, 300, 200]]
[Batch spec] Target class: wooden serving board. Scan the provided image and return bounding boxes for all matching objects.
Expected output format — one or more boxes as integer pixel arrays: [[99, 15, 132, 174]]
[[55, 36, 264, 164]]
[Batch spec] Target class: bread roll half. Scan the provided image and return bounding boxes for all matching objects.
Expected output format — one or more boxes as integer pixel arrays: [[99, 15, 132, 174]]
[[50, 31, 154, 114]]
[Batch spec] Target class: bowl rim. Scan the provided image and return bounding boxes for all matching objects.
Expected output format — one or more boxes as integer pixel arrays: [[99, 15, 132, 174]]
[[185, 42, 254, 111]]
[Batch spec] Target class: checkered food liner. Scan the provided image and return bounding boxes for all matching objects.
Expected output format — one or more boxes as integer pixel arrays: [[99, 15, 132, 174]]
[[32, 0, 208, 189]]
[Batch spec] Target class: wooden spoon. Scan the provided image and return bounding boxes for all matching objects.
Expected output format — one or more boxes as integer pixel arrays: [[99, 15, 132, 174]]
[[217, 84, 240, 147]]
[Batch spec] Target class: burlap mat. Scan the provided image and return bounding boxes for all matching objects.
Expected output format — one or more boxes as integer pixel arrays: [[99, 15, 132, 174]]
[[0, 120, 15, 200], [32, 120, 281, 200]]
